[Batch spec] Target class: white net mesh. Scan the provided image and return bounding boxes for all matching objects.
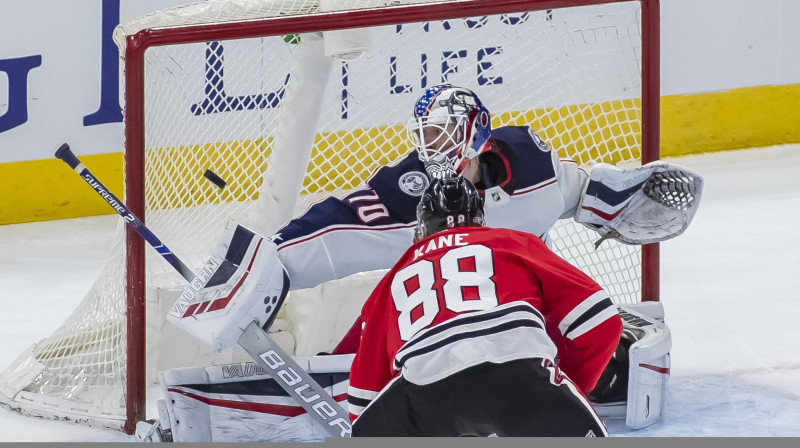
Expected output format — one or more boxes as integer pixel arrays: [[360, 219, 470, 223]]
[[1, 0, 650, 429]]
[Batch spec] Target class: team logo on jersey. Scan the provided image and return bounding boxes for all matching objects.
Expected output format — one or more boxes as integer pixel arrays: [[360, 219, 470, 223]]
[[399, 171, 429, 196], [528, 128, 549, 152]]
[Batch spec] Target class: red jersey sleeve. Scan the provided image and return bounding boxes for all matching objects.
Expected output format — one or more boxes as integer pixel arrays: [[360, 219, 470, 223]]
[[346, 277, 395, 423], [516, 232, 623, 393]]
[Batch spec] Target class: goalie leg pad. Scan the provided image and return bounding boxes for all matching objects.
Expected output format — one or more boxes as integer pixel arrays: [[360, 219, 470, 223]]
[[589, 303, 671, 429], [157, 355, 354, 442], [619, 305, 671, 429], [167, 223, 290, 350]]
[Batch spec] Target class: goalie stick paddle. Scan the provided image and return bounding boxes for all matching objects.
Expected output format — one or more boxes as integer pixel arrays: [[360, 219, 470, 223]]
[[54, 143, 352, 437]]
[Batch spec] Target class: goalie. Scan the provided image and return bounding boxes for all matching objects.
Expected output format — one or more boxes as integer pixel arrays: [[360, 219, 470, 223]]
[[144, 84, 700, 441], [270, 83, 703, 292]]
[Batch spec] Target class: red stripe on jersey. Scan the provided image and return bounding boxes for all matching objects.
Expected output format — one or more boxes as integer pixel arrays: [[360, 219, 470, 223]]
[[513, 178, 557, 195], [495, 150, 513, 189]]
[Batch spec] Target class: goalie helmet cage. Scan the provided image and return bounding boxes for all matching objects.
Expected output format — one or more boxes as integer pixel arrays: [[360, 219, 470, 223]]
[[0, 0, 659, 435]]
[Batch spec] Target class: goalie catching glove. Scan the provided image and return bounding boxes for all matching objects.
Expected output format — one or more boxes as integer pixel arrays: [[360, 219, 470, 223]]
[[167, 223, 290, 350], [576, 161, 703, 246]]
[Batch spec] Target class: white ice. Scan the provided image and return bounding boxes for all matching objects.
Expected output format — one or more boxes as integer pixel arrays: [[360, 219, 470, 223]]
[[1, 145, 799, 441]]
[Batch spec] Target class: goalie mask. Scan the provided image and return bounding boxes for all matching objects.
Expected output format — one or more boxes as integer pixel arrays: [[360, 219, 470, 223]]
[[407, 84, 492, 175], [414, 176, 485, 242]]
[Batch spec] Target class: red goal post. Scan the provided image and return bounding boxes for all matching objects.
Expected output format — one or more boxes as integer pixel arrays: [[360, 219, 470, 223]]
[[0, 0, 660, 435]]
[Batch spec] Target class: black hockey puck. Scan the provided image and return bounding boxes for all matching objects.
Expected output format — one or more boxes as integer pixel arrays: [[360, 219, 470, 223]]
[[203, 169, 227, 189]]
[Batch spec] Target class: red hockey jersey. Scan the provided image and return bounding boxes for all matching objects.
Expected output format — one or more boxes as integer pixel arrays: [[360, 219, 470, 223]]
[[347, 226, 622, 422]]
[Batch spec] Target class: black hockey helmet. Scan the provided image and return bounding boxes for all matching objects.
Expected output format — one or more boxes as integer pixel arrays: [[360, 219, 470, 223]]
[[414, 176, 485, 242]]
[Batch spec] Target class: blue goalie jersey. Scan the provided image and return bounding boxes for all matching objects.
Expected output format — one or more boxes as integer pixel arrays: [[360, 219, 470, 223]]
[[271, 126, 588, 289]]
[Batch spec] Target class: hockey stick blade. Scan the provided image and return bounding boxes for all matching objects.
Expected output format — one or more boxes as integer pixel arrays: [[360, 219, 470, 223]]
[[237, 322, 352, 437], [54, 143, 195, 282], [56, 143, 350, 437]]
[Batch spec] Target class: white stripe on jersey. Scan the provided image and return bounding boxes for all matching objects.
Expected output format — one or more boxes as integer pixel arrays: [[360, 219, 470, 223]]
[[565, 305, 619, 340], [347, 401, 366, 417], [393, 302, 558, 386], [347, 386, 378, 417], [557, 290, 616, 339], [348, 385, 379, 400]]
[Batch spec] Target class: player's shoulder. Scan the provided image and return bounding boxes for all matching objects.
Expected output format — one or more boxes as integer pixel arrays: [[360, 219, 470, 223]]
[[361, 151, 428, 221], [401, 227, 549, 264], [481, 226, 545, 244], [486, 126, 557, 190], [368, 151, 428, 196], [451, 226, 545, 248], [491, 126, 551, 155], [472, 227, 553, 257]]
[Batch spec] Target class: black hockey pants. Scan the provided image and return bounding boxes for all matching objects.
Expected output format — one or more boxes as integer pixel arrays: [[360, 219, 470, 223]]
[[351, 357, 607, 437]]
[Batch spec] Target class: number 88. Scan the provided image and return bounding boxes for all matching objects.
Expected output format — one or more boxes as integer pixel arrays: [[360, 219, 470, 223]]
[[390, 244, 498, 340]]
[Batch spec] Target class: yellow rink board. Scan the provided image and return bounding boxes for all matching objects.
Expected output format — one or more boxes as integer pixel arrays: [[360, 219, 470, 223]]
[[1, 83, 798, 225]]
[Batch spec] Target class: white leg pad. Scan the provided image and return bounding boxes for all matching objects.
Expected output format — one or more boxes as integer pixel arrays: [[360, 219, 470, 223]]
[[158, 354, 354, 442], [619, 305, 671, 429]]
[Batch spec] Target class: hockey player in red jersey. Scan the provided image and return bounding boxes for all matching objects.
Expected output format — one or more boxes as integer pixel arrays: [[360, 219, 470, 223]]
[[347, 176, 623, 437]]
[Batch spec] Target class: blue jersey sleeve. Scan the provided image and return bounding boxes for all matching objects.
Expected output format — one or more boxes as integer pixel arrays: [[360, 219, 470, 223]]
[[271, 152, 425, 289]]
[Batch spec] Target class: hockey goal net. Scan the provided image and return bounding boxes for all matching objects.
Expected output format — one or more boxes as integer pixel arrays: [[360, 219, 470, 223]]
[[0, 0, 660, 434]]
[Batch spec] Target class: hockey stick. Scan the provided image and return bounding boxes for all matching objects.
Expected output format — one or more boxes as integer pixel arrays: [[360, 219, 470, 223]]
[[55, 143, 195, 282], [55, 143, 352, 437]]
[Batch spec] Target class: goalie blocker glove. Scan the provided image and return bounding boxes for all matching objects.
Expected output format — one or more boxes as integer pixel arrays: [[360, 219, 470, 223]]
[[167, 223, 290, 350], [576, 161, 704, 246]]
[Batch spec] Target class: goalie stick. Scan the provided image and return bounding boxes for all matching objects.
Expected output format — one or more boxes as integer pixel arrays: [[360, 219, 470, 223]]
[[54, 143, 352, 438]]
